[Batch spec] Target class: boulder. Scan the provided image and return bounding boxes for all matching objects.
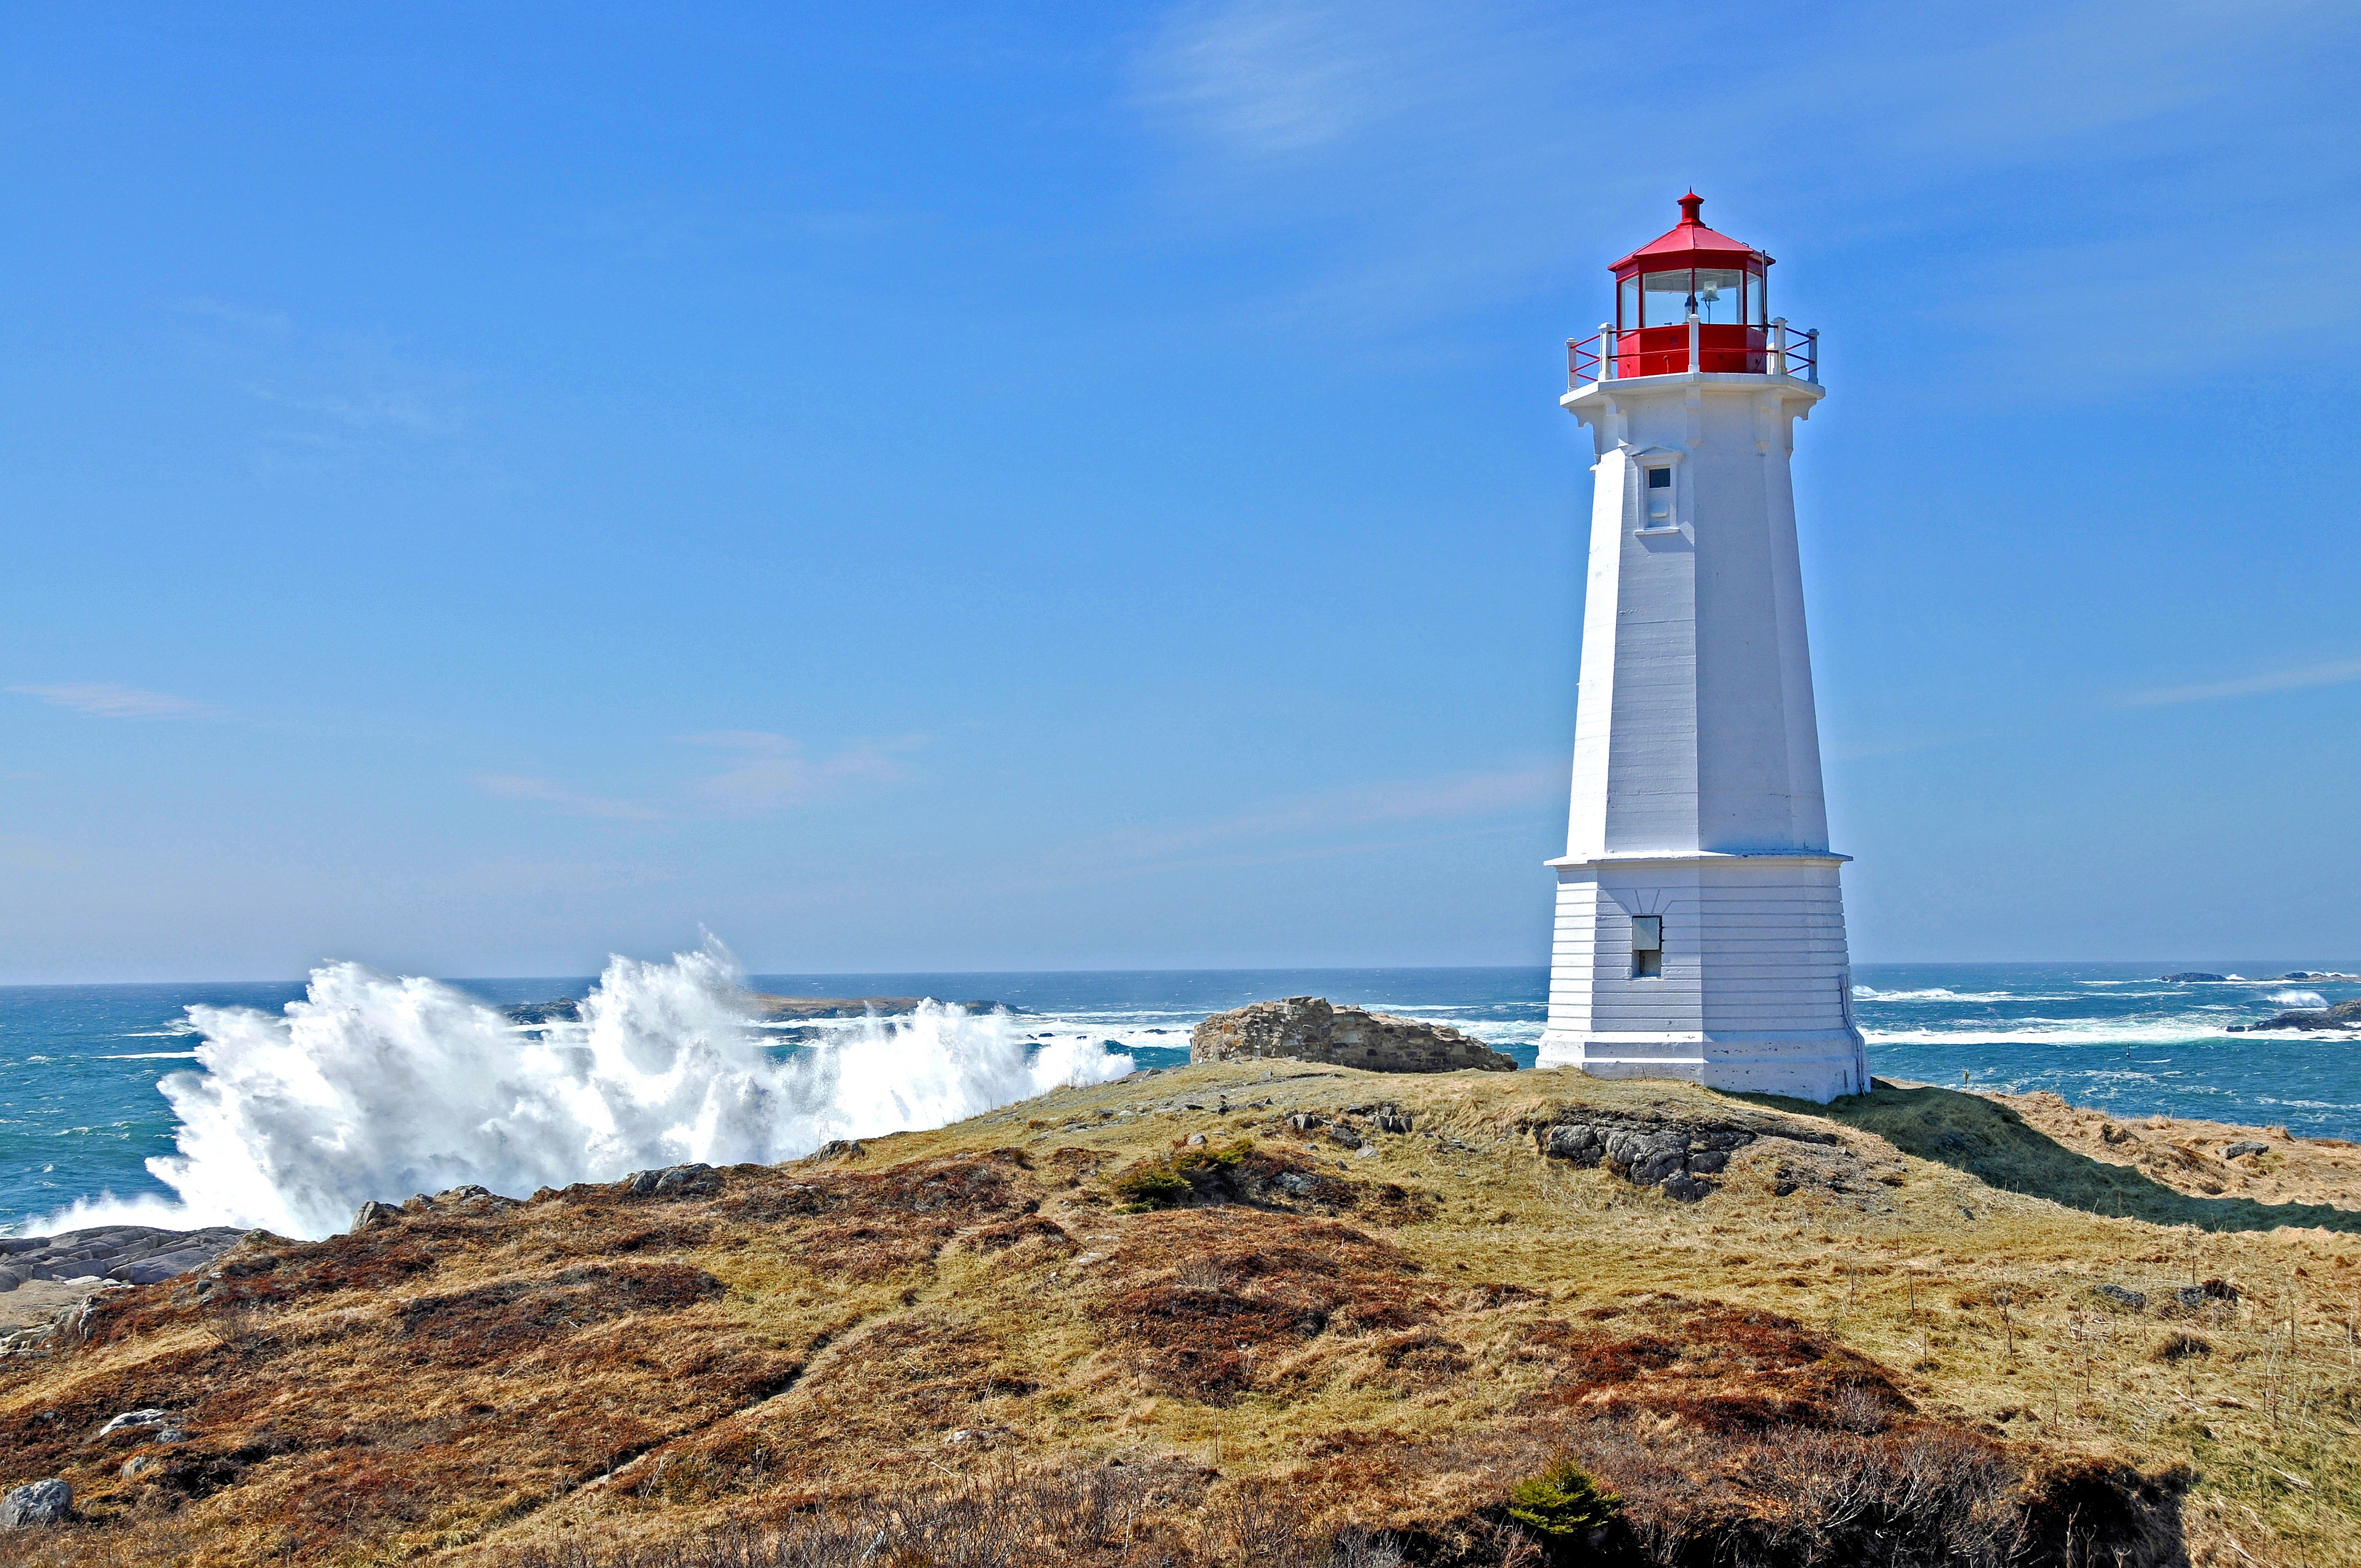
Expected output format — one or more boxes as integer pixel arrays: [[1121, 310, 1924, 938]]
[[619, 1163, 721, 1199], [2222, 1140, 2270, 1159], [1191, 997, 1516, 1074], [0, 1477, 70, 1527], [351, 1200, 402, 1233]]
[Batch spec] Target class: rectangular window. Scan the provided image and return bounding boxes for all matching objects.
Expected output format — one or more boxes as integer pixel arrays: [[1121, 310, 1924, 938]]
[[1640, 269, 1693, 326], [1619, 275, 1639, 331], [1631, 914, 1663, 978], [1693, 268, 1745, 325], [1646, 468, 1672, 488]]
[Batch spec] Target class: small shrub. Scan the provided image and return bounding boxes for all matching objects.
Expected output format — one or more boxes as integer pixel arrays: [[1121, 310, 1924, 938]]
[[1506, 1458, 1621, 1558], [1111, 1140, 1254, 1210], [2151, 1331, 2212, 1363]]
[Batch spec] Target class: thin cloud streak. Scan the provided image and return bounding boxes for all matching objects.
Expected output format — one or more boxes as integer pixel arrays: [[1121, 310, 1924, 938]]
[[10, 683, 222, 720], [473, 774, 664, 822], [682, 731, 911, 816], [2123, 657, 2361, 707]]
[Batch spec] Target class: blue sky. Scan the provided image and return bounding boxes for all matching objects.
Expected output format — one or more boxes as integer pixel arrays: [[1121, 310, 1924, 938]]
[[3, 1, 2358, 982]]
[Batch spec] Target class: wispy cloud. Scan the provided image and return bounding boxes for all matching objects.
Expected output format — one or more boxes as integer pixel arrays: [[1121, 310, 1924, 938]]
[[1126, 0, 2361, 340], [2123, 657, 2361, 707], [176, 300, 471, 462], [683, 732, 912, 816], [474, 774, 664, 822], [10, 683, 221, 720]]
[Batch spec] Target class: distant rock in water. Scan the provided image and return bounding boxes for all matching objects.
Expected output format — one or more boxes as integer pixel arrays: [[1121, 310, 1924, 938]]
[[502, 994, 1011, 1026], [2158, 972, 2227, 983], [1191, 996, 1516, 1073], [2229, 997, 2361, 1034], [750, 995, 1010, 1019]]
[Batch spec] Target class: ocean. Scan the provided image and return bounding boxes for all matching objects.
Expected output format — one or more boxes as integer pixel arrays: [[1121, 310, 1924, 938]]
[[1, 959, 2353, 1238]]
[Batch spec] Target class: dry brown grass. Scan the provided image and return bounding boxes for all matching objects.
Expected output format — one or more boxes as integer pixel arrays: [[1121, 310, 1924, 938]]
[[0, 1063, 2352, 1566]]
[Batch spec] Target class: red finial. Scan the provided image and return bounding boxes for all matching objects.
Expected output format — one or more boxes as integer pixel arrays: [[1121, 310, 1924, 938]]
[[1678, 190, 1704, 225]]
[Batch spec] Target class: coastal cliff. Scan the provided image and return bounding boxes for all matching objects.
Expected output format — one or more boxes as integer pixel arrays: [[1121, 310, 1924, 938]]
[[0, 1066, 2354, 1567]]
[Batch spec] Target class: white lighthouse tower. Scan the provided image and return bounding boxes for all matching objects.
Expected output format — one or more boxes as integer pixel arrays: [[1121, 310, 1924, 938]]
[[1536, 193, 1867, 1103]]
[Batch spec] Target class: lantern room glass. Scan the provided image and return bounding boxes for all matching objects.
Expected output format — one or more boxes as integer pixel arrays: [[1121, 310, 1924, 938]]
[[1640, 270, 1691, 327], [1627, 265, 1765, 328]]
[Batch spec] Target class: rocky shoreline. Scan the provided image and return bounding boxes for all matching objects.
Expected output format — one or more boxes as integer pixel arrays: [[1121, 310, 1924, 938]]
[[2229, 996, 2361, 1032]]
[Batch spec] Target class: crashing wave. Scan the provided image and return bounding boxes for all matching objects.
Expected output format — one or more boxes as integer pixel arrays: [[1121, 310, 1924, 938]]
[[32, 940, 1133, 1240]]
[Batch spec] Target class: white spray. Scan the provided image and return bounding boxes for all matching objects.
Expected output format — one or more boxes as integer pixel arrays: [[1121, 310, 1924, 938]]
[[34, 941, 1133, 1240]]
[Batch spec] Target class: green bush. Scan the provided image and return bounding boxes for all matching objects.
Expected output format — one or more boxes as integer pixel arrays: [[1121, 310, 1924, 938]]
[[1506, 1458, 1621, 1558], [1109, 1139, 1254, 1210]]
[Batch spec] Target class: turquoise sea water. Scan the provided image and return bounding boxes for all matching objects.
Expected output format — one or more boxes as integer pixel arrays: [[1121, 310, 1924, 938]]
[[1, 961, 2354, 1233]]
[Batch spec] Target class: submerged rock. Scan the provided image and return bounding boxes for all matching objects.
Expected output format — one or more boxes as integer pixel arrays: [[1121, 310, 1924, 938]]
[[1192, 997, 1516, 1074], [2159, 972, 2227, 983]]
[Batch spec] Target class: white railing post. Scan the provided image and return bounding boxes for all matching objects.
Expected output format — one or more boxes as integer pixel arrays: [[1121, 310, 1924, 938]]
[[1806, 329, 1819, 384], [1687, 311, 1700, 375], [1600, 322, 1615, 380], [1771, 316, 1788, 377]]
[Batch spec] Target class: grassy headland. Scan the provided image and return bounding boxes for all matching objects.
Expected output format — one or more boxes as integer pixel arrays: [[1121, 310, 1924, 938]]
[[2, 1064, 2355, 1566]]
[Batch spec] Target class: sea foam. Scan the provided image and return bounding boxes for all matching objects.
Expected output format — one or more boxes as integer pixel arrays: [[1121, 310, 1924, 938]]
[[30, 941, 1133, 1240]]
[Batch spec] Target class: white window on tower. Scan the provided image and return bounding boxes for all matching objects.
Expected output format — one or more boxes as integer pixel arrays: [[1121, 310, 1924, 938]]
[[1631, 914, 1663, 978]]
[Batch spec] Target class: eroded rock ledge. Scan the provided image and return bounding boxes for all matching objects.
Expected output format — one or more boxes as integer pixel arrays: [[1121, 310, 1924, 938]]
[[1522, 1106, 1850, 1202], [1190, 996, 1516, 1074]]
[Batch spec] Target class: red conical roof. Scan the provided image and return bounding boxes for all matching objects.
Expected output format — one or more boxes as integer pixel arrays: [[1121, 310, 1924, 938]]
[[1608, 192, 1769, 274]]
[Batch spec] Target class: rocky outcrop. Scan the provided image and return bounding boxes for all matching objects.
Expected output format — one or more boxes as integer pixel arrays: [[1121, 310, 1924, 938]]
[[2229, 998, 2361, 1032], [1190, 997, 1516, 1074], [0, 1227, 247, 1292], [1525, 1107, 1847, 1202]]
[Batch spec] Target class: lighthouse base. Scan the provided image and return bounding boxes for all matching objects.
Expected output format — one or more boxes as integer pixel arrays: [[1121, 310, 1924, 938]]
[[1535, 852, 1868, 1104]]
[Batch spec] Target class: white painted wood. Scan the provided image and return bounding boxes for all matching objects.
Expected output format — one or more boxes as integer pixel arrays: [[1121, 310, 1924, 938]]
[[1537, 365, 1866, 1103]]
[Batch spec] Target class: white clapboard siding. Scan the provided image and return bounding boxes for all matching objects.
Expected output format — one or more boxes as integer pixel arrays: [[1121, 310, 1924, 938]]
[[1536, 363, 1868, 1104]]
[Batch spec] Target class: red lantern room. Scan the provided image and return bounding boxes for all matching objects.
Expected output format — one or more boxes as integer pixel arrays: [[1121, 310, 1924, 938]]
[[1568, 193, 1815, 384]]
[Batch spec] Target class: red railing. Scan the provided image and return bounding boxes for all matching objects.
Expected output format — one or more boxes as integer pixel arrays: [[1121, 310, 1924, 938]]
[[1565, 318, 1818, 388]]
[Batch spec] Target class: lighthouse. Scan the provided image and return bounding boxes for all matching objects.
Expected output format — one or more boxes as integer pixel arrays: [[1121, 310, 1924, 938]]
[[1536, 193, 1867, 1104]]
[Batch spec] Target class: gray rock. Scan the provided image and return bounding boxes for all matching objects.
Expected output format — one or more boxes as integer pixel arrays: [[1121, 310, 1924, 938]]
[[2223, 1140, 2270, 1159], [99, 1408, 173, 1437], [1530, 1106, 1843, 1202], [2239, 998, 2361, 1033], [0, 1477, 70, 1527], [1192, 997, 1516, 1074], [0, 1226, 245, 1292], [2092, 1283, 2147, 1311], [351, 1200, 403, 1232], [621, 1163, 721, 1199]]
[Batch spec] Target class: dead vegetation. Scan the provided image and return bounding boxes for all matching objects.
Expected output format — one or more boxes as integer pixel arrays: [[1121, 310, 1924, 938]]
[[0, 1063, 2352, 1566]]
